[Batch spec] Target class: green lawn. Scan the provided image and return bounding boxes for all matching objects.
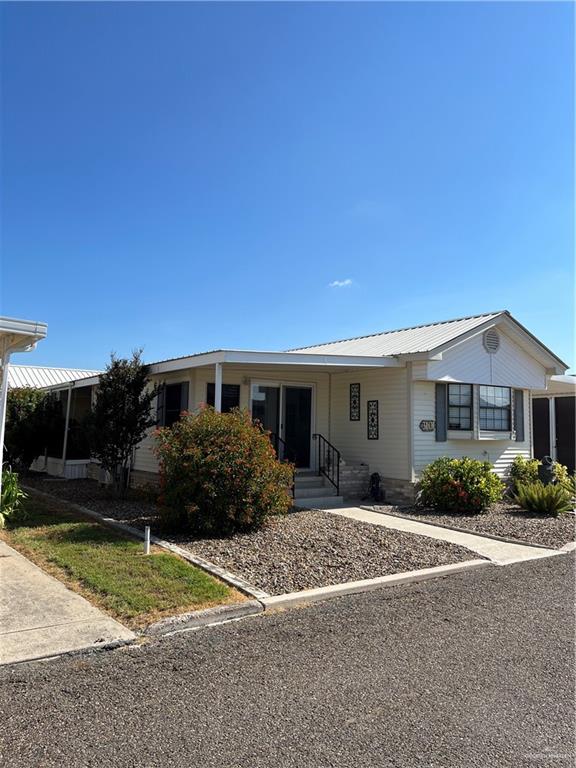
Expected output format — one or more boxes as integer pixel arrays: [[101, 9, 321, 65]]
[[2, 494, 239, 628]]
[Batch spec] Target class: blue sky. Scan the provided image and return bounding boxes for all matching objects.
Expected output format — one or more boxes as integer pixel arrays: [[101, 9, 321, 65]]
[[1, 2, 573, 370]]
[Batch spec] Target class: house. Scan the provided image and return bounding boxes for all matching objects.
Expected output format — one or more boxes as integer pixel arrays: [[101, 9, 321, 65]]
[[531, 375, 576, 472], [35, 310, 569, 505]]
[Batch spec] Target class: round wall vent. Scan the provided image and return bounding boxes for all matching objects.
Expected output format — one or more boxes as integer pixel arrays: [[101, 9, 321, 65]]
[[483, 328, 500, 353]]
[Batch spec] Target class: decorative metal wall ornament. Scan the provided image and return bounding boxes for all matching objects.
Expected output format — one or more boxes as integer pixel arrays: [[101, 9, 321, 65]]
[[419, 419, 435, 432], [367, 400, 379, 440], [350, 383, 360, 421]]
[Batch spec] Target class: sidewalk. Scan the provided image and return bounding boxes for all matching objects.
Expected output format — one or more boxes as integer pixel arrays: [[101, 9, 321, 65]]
[[330, 507, 562, 565], [0, 540, 135, 665]]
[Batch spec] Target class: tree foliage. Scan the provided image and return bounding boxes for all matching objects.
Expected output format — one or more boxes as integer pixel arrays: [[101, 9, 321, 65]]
[[86, 351, 157, 494], [5, 388, 61, 470]]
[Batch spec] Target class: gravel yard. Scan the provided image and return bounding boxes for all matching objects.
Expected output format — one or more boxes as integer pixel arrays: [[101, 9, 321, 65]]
[[23, 477, 477, 596], [373, 502, 576, 550]]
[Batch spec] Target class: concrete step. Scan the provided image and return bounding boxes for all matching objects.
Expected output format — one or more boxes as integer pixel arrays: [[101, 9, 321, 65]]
[[293, 496, 345, 509], [294, 484, 337, 499], [294, 474, 327, 487]]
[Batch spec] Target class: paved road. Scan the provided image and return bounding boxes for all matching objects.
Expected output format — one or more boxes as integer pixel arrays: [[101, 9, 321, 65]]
[[1, 555, 574, 768]]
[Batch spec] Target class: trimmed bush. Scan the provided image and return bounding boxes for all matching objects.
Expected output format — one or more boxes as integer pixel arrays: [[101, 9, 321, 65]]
[[0, 469, 27, 528], [418, 457, 504, 513], [514, 481, 573, 516], [155, 408, 294, 535]]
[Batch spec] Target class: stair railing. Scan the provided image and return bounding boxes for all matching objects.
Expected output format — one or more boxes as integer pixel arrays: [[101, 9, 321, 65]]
[[312, 433, 340, 495]]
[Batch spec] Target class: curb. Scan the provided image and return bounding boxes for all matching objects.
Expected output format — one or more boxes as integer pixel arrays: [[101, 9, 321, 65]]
[[261, 559, 491, 611], [361, 505, 575, 551], [145, 600, 264, 636], [4, 636, 138, 668], [23, 486, 269, 601], [561, 541, 576, 552]]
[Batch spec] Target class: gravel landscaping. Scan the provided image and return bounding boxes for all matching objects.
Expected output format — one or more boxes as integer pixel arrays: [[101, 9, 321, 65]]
[[23, 476, 478, 596], [372, 501, 576, 550]]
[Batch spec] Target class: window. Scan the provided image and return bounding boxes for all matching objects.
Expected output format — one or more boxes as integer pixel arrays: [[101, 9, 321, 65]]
[[448, 384, 472, 430], [207, 383, 240, 413], [157, 382, 189, 427], [479, 386, 511, 431]]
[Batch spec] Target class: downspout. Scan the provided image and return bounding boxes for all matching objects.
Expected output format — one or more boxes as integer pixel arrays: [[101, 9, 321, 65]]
[[0, 348, 11, 501], [61, 384, 73, 477], [406, 362, 415, 483]]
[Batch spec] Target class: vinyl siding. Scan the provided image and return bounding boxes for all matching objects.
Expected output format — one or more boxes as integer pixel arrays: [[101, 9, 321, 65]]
[[330, 369, 410, 480], [424, 329, 548, 389], [412, 381, 532, 478]]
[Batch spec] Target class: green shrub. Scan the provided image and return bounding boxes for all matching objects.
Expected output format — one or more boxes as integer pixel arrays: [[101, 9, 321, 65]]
[[514, 481, 573, 516], [154, 408, 294, 535], [509, 456, 570, 494], [418, 457, 504, 513], [509, 456, 540, 491], [0, 469, 27, 528]]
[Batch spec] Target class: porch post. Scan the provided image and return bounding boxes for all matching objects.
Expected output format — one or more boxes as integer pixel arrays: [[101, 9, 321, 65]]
[[0, 348, 11, 499], [548, 397, 557, 461], [61, 385, 73, 476], [214, 362, 223, 413]]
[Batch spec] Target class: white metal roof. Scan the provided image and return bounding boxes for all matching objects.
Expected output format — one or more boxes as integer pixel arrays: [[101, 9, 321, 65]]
[[287, 311, 505, 356], [7, 365, 102, 389]]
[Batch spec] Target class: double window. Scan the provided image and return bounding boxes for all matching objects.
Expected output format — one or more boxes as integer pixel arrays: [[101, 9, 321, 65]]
[[447, 384, 511, 432]]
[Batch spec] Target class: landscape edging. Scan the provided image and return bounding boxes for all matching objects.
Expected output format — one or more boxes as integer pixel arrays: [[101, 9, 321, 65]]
[[261, 559, 492, 610]]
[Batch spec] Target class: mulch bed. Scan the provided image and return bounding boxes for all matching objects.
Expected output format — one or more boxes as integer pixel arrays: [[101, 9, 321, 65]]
[[23, 476, 478, 596], [373, 501, 576, 551]]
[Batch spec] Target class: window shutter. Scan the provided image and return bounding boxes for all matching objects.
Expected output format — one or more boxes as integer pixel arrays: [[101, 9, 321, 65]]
[[180, 382, 189, 414], [435, 383, 447, 442], [156, 384, 166, 426], [514, 389, 525, 442]]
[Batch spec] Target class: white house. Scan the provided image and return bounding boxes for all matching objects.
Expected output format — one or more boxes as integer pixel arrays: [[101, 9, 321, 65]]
[[34, 310, 568, 505]]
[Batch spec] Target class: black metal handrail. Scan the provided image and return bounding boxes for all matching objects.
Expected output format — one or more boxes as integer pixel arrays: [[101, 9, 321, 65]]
[[312, 433, 340, 495], [270, 432, 296, 498]]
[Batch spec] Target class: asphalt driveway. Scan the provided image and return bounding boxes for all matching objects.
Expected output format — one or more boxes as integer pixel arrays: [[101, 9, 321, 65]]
[[0, 554, 573, 768]]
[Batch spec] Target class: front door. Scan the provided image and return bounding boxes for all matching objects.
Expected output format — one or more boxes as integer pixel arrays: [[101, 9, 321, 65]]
[[555, 396, 575, 472], [283, 386, 312, 468]]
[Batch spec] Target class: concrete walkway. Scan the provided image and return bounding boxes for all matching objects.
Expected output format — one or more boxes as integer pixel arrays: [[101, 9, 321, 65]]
[[0, 540, 135, 665], [330, 507, 562, 565]]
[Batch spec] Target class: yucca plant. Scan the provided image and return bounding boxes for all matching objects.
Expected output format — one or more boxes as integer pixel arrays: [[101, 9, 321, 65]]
[[0, 468, 27, 528], [514, 481, 573, 517]]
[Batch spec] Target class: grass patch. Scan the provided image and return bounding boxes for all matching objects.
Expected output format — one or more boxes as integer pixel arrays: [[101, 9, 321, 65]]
[[1, 494, 240, 628]]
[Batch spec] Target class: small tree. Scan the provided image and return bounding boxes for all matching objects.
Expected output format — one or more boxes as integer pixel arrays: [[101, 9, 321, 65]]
[[86, 351, 157, 495]]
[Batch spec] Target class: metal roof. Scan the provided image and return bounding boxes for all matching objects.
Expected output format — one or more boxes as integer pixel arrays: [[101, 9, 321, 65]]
[[7, 365, 102, 389], [287, 311, 506, 356]]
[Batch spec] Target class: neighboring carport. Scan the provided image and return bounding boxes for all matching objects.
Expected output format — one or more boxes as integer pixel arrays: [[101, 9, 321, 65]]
[[0, 316, 48, 498]]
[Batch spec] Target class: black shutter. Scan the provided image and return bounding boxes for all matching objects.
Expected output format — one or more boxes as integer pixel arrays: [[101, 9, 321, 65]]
[[435, 383, 447, 442], [156, 384, 166, 427], [514, 389, 525, 442], [180, 382, 189, 414]]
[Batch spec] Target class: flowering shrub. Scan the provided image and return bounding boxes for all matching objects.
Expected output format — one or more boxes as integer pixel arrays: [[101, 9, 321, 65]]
[[418, 457, 504, 513], [154, 408, 294, 535]]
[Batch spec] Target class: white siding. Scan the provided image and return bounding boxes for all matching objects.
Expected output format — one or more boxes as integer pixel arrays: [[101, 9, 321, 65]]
[[412, 381, 532, 478], [331, 369, 410, 480], [424, 329, 548, 389]]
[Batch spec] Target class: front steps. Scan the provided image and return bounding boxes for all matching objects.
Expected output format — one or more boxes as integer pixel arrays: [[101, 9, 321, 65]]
[[293, 471, 344, 509]]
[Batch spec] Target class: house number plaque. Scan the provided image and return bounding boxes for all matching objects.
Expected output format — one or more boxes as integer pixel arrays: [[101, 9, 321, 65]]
[[419, 420, 435, 432]]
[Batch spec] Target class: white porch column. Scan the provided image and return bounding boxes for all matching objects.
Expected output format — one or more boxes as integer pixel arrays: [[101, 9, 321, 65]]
[[0, 349, 11, 498], [61, 385, 73, 476], [214, 362, 223, 413], [548, 396, 557, 461]]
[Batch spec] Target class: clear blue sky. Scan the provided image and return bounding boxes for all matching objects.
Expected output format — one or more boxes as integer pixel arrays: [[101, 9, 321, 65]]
[[1, 2, 573, 370]]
